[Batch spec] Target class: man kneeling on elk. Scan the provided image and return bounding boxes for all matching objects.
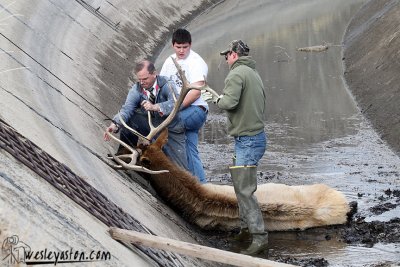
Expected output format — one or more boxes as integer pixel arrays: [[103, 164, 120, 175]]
[[104, 60, 188, 170]]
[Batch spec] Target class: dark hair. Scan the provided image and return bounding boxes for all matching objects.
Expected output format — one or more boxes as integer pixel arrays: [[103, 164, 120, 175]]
[[134, 60, 156, 74], [172, 28, 192, 45]]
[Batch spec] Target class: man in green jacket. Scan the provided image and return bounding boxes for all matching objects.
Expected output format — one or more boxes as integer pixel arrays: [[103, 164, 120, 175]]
[[203, 40, 268, 255]]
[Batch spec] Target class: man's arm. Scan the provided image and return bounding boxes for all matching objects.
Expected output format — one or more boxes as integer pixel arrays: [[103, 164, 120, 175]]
[[217, 73, 242, 110], [146, 80, 178, 116], [103, 85, 141, 140], [182, 80, 204, 108]]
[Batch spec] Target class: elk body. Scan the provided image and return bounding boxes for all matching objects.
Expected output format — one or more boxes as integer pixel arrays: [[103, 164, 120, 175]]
[[106, 57, 350, 232], [139, 129, 350, 231]]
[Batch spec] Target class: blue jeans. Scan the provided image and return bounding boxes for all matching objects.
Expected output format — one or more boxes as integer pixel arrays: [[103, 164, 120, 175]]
[[234, 131, 267, 166], [179, 105, 207, 183]]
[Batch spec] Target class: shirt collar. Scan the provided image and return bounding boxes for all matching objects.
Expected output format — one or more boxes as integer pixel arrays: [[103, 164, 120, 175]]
[[151, 79, 158, 91], [142, 78, 159, 95]]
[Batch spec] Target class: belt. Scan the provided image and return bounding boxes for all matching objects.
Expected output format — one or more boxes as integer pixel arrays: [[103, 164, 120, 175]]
[[197, 105, 208, 113]]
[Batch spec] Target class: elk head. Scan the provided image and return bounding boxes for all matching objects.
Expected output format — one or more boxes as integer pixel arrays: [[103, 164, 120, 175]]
[[137, 128, 169, 171], [104, 57, 217, 174]]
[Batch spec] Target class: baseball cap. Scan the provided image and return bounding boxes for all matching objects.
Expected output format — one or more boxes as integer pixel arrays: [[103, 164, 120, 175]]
[[220, 40, 250, 56]]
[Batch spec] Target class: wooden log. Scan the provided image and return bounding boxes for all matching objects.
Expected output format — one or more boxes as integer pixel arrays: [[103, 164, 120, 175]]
[[109, 227, 296, 267], [297, 45, 328, 52]]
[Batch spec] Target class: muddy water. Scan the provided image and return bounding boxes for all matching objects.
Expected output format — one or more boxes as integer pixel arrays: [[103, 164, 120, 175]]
[[155, 0, 400, 265]]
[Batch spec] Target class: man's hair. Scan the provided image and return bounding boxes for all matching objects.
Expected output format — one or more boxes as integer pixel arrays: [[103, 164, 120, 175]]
[[134, 60, 156, 74], [172, 28, 192, 45]]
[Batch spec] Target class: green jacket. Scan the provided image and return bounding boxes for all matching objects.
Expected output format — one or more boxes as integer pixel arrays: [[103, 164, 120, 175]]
[[217, 56, 266, 137]]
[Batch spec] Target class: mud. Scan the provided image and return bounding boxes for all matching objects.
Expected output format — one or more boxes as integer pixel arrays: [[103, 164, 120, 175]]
[[165, 0, 400, 265], [137, 151, 400, 266], [196, 175, 400, 266]]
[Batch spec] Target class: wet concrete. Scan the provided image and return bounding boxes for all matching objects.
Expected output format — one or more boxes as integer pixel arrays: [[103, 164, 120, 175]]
[[343, 0, 400, 157], [156, 0, 400, 266]]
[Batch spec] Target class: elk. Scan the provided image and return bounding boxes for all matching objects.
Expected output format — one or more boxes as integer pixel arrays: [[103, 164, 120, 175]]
[[105, 58, 351, 231]]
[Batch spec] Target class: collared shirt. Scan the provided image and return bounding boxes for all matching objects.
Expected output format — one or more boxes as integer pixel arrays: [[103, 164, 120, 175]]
[[113, 75, 177, 125], [142, 80, 159, 101]]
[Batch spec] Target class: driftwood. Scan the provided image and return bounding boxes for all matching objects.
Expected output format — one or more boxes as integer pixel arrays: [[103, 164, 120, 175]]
[[296, 42, 343, 52], [297, 44, 329, 52], [109, 227, 296, 267]]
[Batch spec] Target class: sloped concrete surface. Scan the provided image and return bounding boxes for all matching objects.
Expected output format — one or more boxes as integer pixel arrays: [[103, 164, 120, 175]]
[[343, 0, 400, 156], [0, 0, 219, 266]]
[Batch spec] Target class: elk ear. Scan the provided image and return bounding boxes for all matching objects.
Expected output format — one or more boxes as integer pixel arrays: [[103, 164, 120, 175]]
[[154, 128, 168, 149]]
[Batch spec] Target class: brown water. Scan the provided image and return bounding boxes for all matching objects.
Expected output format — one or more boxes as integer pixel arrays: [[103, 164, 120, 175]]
[[156, 0, 400, 265]]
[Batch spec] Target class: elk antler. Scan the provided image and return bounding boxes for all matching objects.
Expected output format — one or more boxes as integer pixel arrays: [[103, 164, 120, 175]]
[[124, 57, 217, 143], [104, 130, 169, 174], [105, 56, 218, 174]]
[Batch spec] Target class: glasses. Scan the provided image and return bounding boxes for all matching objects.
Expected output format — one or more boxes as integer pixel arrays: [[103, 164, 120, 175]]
[[225, 51, 232, 60]]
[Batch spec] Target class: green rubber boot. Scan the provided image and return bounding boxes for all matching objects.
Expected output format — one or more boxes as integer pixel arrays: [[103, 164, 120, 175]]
[[232, 228, 250, 241], [229, 166, 268, 255], [240, 233, 268, 255]]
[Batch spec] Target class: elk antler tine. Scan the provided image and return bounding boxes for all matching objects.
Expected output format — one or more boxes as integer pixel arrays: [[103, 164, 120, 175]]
[[167, 82, 178, 102], [147, 111, 154, 132], [201, 84, 220, 98], [104, 131, 137, 154], [106, 146, 124, 169], [200, 74, 219, 96], [172, 58, 219, 97], [110, 149, 169, 174], [118, 113, 150, 141], [105, 134, 168, 174]]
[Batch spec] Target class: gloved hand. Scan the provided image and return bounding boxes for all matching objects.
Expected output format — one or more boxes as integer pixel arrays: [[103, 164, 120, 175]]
[[201, 90, 222, 103]]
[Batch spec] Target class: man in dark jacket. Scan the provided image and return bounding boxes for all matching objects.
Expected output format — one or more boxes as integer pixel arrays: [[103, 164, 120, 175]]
[[203, 40, 268, 255], [104, 60, 188, 170]]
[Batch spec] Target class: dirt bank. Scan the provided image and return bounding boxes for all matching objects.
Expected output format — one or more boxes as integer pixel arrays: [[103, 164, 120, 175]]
[[343, 0, 400, 156]]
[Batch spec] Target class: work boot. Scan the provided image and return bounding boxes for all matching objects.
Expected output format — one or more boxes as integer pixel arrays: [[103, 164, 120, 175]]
[[232, 228, 250, 241], [240, 233, 268, 255]]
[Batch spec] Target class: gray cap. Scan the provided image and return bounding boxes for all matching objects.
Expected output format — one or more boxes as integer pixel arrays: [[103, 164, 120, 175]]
[[220, 40, 250, 56]]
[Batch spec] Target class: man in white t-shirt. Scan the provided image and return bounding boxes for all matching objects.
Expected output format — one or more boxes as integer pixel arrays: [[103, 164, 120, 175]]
[[160, 28, 208, 183]]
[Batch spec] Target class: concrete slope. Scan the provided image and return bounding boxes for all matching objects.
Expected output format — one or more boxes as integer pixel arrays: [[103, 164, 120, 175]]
[[0, 0, 219, 266], [343, 0, 400, 155]]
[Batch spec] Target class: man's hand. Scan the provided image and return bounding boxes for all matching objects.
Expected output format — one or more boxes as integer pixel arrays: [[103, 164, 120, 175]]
[[201, 90, 222, 104], [141, 100, 160, 112], [104, 123, 119, 141]]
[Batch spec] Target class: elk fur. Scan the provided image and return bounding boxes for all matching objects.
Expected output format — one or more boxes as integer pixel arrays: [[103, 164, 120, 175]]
[[139, 130, 350, 231]]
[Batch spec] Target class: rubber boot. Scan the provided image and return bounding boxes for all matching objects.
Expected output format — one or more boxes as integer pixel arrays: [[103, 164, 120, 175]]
[[229, 166, 268, 255], [240, 233, 268, 255], [232, 228, 250, 241]]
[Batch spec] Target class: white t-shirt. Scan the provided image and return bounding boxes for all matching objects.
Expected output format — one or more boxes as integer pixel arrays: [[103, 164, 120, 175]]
[[160, 50, 208, 107]]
